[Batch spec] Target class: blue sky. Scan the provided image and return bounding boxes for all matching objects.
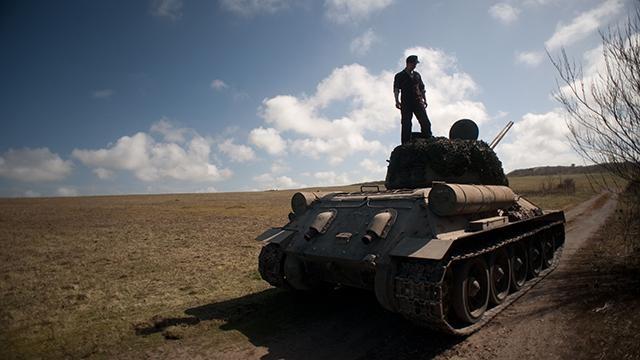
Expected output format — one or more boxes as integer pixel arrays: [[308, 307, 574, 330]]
[[0, 0, 634, 197]]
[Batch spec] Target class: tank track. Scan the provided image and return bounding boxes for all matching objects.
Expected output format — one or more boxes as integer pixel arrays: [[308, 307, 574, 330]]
[[393, 220, 564, 336]]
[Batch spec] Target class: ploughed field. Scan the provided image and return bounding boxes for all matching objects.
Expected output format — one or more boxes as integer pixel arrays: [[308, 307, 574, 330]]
[[0, 174, 619, 358]]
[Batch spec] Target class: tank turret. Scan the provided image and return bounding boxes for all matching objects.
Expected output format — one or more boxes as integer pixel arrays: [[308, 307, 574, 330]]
[[386, 119, 508, 189]]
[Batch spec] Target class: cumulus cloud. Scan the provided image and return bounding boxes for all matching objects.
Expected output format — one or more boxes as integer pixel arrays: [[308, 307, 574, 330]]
[[249, 127, 287, 155], [400, 47, 489, 134], [488, 3, 520, 24], [195, 186, 218, 193], [550, 44, 606, 108], [220, 0, 291, 16], [311, 171, 351, 186], [217, 139, 256, 162], [253, 173, 304, 189], [325, 0, 393, 23], [350, 29, 377, 56], [360, 158, 387, 176], [72, 121, 232, 182], [270, 159, 290, 173], [497, 109, 581, 171], [150, 118, 191, 143], [93, 168, 114, 180], [211, 79, 228, 91], [56, 187, 79, 197], [516, 50, 544, 66], [545, 0, 622, 50], [0, 148, 73, 182], [251, 47, 488, 165], [150, 0, 183, 21], [23, 190, 41, 198], [92, 89, 114, 99]]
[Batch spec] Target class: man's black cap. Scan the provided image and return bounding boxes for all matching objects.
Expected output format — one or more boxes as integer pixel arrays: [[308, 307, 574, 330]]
[[406, 55, 420, 64]]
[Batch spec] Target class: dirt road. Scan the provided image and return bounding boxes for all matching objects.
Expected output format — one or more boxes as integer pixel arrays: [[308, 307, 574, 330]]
[[433, 192, 626, 360], [135, 191, 639, 360]]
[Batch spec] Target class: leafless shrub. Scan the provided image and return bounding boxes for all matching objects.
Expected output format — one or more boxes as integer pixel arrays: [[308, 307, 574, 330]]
[[538, 176, 576, 195], [559, 178, 576, 194], [551, 5, 640, 252], [550, 7, 640, 195]]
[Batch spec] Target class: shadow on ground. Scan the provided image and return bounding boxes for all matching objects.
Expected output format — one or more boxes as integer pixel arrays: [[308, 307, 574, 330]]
[[136, 287, 463, 360]]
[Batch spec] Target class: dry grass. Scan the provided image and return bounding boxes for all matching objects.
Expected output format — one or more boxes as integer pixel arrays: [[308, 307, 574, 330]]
[[0, 176, 617, 358], [507, 173, 624, 210]]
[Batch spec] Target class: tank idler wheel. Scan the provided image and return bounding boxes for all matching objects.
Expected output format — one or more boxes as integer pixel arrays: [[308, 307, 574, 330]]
[[542, 234, 556, 268], [528, 238, 544, 278], [510, 242, 528, 291], [452, 257, 490, 324], [258, 243, 290, 289], [489, 248, 512, 305]]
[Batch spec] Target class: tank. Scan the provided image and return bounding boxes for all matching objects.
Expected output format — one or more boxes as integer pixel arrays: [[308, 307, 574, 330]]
[[255, 120, 565, 335]]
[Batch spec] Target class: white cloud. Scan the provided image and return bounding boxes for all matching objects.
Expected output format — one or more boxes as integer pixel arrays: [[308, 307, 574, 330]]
[[92, 89, 114, 99], [0, 148, 73, 182], [523, 0, 560, 5], [56, 187, 79, 197], [220, 0, 291, 16], [350, 29, 377, 56], [516, 50, 544, 66], [325, 0, 393, 23], [497, 109, 581, 171], [211, 79, 229, 91], [360, 158, 386, 175], [270, 159, 290, 173], [489, 3, 520, 24], [400, 47, 490, 134], [249, 127, 287, 155], [554, 43, 607, 109], [257, 64, 393, 163], [150, 118, 191, 143], [290, 136, 385, 165], [150, 0, 183, 21], [195, 186, 218, 193], [495, 110, 509, 119], [72, 122, 232, 183], [545, 0, 622, 50], [217, 139, 256, 162], [93, 168, 114, 179], [311, 171, 351, 186], [252, 47, 489, 165], [23, 190, 41, 198], [253, 173, 304, 189]]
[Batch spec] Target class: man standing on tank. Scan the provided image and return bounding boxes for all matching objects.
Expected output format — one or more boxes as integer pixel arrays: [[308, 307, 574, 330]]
[[394, 55, 432, 144]]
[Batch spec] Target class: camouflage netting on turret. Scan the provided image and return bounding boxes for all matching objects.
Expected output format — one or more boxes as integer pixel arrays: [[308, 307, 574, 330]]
[[385, 137, 509, 189]]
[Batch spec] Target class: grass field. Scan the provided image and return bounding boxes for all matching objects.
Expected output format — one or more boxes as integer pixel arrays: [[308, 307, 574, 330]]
[[0, 174, 621, 358], [507, 172, 624, 210]]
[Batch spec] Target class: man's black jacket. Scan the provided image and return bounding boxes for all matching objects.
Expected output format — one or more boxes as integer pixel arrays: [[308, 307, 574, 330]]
[[393, 70, 425, 107]]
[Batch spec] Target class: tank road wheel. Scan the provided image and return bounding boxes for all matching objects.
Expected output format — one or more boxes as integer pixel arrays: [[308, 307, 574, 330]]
[[258, 243, 290, 289], [542, 234, 556, 268], [528, 238, 544, 278], [452, 257, 490, 324], [489, 248, 512, 305], [510, 242, 528, 291]]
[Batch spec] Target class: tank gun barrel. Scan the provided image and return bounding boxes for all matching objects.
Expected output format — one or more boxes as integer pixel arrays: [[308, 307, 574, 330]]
[[489, 121, 514, 149]]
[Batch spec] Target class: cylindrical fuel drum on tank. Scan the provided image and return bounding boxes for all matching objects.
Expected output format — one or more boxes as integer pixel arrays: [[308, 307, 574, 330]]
[[428, 182, 516, 216], [291, 192, 334, 215]]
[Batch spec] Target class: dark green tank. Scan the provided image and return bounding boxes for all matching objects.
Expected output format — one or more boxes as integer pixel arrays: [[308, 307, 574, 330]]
[[255, 120, 565, 335]]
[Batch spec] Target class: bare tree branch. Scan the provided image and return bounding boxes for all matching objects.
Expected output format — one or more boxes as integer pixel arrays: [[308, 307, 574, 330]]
[[550, 7, 640, 187]]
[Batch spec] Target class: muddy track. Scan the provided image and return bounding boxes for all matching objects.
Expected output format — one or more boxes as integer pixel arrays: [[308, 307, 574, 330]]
[[432, 192, 619, 360], [139, 193, 620, 360]]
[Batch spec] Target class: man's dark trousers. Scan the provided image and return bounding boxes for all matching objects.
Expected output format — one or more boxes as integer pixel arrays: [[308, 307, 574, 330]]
[[401, 104, 431, 144]]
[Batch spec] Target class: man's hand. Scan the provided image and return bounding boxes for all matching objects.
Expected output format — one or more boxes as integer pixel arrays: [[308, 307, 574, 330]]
[[395, 101, 402, 110]]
